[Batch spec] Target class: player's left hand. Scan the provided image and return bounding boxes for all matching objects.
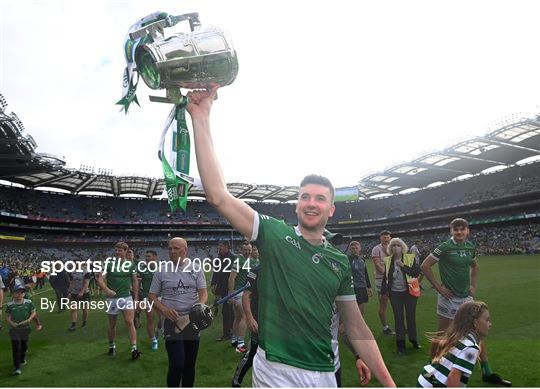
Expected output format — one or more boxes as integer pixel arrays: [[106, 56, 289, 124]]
[[355, 358, 371, 385], [367, 288, 373, 297], [469, 285, 476, 297]]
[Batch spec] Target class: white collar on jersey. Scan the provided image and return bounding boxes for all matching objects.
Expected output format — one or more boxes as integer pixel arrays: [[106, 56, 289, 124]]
[[294, 225, 328, 248], [450, 237, 467, 245]]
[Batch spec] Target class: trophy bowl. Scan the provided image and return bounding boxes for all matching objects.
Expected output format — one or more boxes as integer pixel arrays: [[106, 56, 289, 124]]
[[135, 26, 239, 90]]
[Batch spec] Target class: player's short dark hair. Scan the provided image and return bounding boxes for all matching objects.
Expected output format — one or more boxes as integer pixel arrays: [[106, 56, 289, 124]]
[[380, 230, 391, 237], [146, 250, 157, 256], [300, 174, 335, 202], [450, 218, 469, 229], [218, 241, 230, 248], [241, 240, 252, 247]]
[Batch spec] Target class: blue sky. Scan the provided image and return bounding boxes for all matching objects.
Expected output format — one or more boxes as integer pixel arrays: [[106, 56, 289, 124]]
[[1, 0, 539, 187]]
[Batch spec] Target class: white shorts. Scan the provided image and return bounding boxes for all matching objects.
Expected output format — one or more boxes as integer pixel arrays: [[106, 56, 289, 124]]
[[232, 292, 244, 304], [106, 296, 134, 315], [437, 294, 473, 319], [252, 347, 337, 387]]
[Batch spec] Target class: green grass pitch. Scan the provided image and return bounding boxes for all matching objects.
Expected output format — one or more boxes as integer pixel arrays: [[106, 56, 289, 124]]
[[0, 255, 538, 386]]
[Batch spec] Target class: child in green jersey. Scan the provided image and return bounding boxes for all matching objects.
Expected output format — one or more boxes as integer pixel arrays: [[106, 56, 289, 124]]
[[6, 285, 36, 375], [417, 301, 491, 387]]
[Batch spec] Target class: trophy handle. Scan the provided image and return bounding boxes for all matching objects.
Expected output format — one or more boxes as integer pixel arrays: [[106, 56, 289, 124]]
[[170, 13, 201, 31], [129, 13, 201, 40]]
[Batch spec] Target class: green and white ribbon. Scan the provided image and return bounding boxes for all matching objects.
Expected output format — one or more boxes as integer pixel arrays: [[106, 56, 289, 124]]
[[116, 11, 169, 113], [158, 100, 203, 212]]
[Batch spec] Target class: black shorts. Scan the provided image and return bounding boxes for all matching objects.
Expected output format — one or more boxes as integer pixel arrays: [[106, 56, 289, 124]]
[[354, 287, 369, 304], [69, 292, 90, 302]]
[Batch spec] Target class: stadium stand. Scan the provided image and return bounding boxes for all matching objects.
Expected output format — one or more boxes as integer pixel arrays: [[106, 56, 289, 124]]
[[0, 94, 538, 271]]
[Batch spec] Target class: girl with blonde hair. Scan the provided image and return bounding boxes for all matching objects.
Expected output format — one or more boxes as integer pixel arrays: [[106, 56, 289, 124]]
[[417, 300, 491, 387]]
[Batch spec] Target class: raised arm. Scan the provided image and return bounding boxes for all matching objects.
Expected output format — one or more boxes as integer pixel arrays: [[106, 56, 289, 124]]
[[187, 86, 255, 238]]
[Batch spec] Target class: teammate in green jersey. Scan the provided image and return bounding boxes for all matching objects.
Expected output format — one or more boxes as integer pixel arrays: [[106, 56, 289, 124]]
[[96, 241, 141, 359], [137, 250, 160, 351], [6, 285, 36, 375], [421, 218, 511, 387], [185, 85, 394, 387], [228, 240, 257, 352]]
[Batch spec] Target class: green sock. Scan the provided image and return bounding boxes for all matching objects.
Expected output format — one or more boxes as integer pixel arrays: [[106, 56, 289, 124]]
[[131, 344, 137, 351], [109, 341, 115, 348], [481, 360, 492, 376]]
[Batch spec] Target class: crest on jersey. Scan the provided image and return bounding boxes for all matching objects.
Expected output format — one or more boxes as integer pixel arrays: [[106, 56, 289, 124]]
[[330, 260, 341, 276]]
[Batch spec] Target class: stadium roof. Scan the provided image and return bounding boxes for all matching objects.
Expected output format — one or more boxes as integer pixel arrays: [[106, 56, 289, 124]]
[[359, 114, 540, 197], [0, 93, 65, 177], [1, 98, 539, 201]]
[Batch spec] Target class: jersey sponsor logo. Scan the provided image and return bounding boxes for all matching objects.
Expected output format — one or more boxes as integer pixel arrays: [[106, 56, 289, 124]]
[[285, 235, 301, 250], [312, 253, 322, 264]]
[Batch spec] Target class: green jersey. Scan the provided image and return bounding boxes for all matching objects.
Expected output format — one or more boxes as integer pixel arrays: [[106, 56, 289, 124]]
[[138, 262, 155, 298], [254, 213, 355, 372], [432, 238, 477, 298], [105, 260, 136, 298], [233, 255, 259, 290], [6, 299, 35, 329]]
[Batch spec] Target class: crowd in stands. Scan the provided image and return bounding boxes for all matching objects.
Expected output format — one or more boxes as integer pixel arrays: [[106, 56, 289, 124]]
[[1, 223, 537, 278], [341, 223, 540, 260], [0, 189, 226, 224], [1, 162, 538, 224]]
